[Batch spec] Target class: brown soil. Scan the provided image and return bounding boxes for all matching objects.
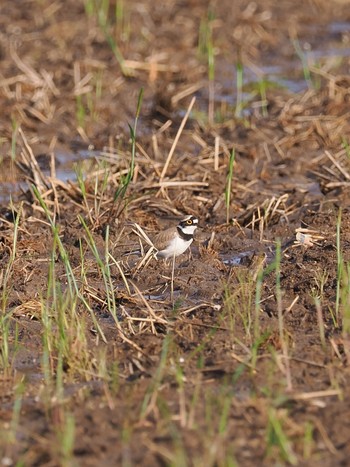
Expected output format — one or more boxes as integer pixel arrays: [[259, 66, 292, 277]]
[[1, 0, 350, 465]]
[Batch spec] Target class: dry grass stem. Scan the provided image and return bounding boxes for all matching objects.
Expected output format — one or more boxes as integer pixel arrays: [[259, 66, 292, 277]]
[[160, 96, 196, 181]]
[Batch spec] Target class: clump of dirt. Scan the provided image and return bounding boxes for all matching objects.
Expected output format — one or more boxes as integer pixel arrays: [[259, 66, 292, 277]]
[[1, 0, 350, 465]]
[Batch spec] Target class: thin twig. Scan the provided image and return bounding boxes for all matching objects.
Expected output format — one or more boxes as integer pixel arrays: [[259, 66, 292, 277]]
[[160, 96, 196, 180]]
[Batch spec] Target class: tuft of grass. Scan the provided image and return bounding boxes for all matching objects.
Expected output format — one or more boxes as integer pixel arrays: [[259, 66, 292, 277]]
[[76, 160, 110, 228], [75, 71, 104, 131], [311, 267, 330, 347], [41, 243, 57, 392], [254, 259, 270, 342], [84, 0, 131, 76], [223, 269, 255, 340], [79, 217, 120, 322], [291, 37, 313, 89], [41, 243, 91, 390], [111, 87, 143, 219], [234, 56, 244, 118], [198, 9, 215, 124], [225, 149, 235, 224], [140, 333, 172, 418], [258, 78, 269, 117], [341, 262, 350, 339], [0, 207, 21, 376], [342, 137, 350, 161], [275, 240, 292, 391], [198, 11, 212, 58], [330, 207, 350, 351], [303, 421, 314, 460], [1, 204, 21, 314], [266, 408, 298, 465], [250, 331, 271, 372], [6, 378, 26, 448], [115, 0, 130, 43], [11, 119, 19, 162], [75, 94, 86, 129], [207, 15, 215, 125], [314, 295, 326, 350], [335, 208, 342, 324], [33, 186, 106, 343], [55, 410, 76, 466], [0, 313, 12, 375]]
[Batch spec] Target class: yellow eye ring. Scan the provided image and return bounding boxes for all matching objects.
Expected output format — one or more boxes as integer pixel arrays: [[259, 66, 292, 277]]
[[186, 219, 193, 225]]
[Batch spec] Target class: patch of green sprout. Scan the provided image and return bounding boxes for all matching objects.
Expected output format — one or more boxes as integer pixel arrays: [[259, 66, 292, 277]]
[[33, 186, 106, 342], [115, 0, 130, 43], [11, 119, 19, 161], [198, 8, 215, 124], [56, 410, 76, 465], [140, 333, 172, 418], [342, 137, 350, 160], [112, 87, 143, 219], [76, 94, 86, 129], [291, 37, 313, 89], [84, 0, 130, 76], [335, 209, 342, 323], [78, 218, 119, 322], [235, 56, 244, 118], [266, 408, 298, 465]]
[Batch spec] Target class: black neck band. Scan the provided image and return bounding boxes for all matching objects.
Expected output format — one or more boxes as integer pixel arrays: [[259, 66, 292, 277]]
[[177, 226, 193, 241]]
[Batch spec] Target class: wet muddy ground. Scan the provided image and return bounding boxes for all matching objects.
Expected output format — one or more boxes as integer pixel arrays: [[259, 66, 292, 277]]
[[1, 0, 350, 465]]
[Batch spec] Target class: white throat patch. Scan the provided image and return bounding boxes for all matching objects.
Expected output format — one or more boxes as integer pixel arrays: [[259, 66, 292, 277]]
[[179, 223, 197, 236]]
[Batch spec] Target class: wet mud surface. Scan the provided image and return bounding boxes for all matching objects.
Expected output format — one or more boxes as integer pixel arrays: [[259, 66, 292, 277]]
[[1, 0, 350, 465]]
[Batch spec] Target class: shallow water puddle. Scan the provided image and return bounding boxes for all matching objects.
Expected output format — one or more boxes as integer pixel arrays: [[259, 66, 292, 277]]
[[222, 251, 253, 267], [0, 148, 100, 203], [54, 148, 100, 181], [211, 20, 350, 107]]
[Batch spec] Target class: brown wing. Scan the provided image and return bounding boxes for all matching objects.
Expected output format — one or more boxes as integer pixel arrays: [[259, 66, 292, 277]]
[[152, 227, 176, 251]]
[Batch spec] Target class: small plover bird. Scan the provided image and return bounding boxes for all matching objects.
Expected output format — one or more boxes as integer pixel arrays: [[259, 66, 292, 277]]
[[153, 215, 198, 260]]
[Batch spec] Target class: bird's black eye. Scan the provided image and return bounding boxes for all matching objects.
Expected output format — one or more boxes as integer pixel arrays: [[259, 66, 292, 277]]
[[186, 219, 193, 225]]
